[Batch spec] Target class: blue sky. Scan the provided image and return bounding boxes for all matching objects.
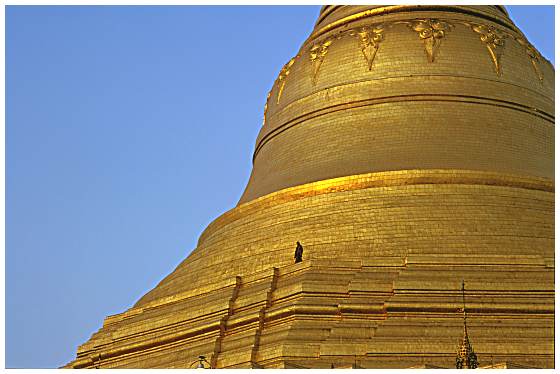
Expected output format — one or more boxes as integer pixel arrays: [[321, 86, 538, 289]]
[[5, 5, 554, 368]]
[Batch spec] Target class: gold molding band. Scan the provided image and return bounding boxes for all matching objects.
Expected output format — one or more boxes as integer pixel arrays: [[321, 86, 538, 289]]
[[197, 169, 553, 246], [255, 92, 554, 162], [308, 5, 517, 42]]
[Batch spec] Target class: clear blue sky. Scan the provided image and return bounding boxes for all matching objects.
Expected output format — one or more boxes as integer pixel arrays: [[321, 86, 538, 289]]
[[6, 5, 554, 368]]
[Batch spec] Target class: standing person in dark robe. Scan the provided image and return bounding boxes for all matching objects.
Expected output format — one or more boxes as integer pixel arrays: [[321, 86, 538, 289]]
[[294, 241, 303, 263]]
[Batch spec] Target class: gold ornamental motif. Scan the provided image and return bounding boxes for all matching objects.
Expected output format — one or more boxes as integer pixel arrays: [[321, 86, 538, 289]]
[[410, 19, 451, 62], [526, 45, 544, 83], [471, 24, 506, 76], [262, 90, 271, 127], [349, 24, 384, 71], [516, 38, 544, 83], [309, 38, 333, 85], [276, 57, 296, 104], [303, 19, 545, 85]]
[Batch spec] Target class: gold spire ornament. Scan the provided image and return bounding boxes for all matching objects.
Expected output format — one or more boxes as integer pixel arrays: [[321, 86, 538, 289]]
[[456, 280, 479, 369], [190, 355, 211, 369]]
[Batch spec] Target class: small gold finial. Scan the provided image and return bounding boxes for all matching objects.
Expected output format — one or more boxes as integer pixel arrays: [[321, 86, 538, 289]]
[[456, 280, 478, 369], [190, 355, 211, 369]]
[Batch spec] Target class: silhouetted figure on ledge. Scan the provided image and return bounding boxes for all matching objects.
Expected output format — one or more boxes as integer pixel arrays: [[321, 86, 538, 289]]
[[294, 241, 303, 263]]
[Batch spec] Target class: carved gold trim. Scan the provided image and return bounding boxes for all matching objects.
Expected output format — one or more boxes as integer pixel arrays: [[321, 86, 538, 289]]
[[349, 24, 385, 71], [516, 37, 544, 84], [276, 57, 296, 104], [410, 19, 452, 62], [262, 90, 271, 127], [470, 24, 507, 76], [310, 38, 333, 85], [290, 18, 545, 94]]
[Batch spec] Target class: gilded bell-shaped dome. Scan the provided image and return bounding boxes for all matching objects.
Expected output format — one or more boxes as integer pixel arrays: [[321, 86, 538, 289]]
[[240, 5, 553, 203], [68, 6, 553, 369]]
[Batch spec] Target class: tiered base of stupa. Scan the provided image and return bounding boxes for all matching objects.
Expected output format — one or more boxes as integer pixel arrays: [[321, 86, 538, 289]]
[[66, 170, 554, 369]]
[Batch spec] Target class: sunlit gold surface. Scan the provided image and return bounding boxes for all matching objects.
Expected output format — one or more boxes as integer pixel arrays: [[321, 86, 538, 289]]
[[66, 5, 554, 369]]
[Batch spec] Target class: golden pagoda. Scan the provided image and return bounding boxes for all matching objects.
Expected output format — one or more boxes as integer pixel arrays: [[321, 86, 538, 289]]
[[66, 5, 554, 369]]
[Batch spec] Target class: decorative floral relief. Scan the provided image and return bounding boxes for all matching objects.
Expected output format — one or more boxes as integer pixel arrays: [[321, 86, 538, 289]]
[[410, 19, 452, 62], [516, 37, 544, 83], [309, 37, 333, 85], [301, 19, 544, 88], [276, 57, 297, 104], [471, 24, 506, 76], [262, 90, 271, 127], [349, 24, 385, 71]]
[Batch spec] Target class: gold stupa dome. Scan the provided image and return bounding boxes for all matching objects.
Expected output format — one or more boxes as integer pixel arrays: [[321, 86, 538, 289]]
[[241, 5, 553, 203], [68, 6, 553, 369]]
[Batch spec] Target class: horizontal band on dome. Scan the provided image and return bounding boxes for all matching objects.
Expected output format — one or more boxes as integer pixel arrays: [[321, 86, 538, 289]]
[[315, 5, 342, 27], [255, 92, 554, 163], [197, 169, 553, 247], [316, 6, 509, 30], [308, 5, 518, 43]]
